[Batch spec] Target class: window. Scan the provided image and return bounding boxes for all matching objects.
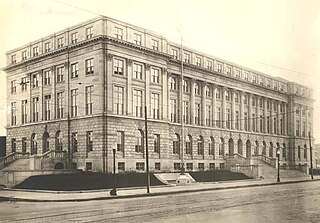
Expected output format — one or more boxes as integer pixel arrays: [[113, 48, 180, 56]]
[[154, 134, 160, 153], [33, 46, 38, 57], [152, 39, 159, 51], [252, 96, 256, 107], [21, 100, 27, 124], [11, 80, 16, 93], [11, 102, 16, 126], [86, 131, 93, 152], [226, 109, 231, 129], [252, 74, 257, 83], [135, 130, 143, 153], [56, 67, 64, 82], [136, 162, 145, 171], [114, 58, 124, 75], [244, 95, 248, 105], [259, 76, 264, 85], [117, 131, 124, 152], [235, 111, 240, 130], [267, 79, 271, 88], [274, 82, 278, 90], [194, 83, 200, 95], [207, 60, 212, 70], [183, 80, 189, 93], [243, 72, 248, 80], [170, 99, 177, 122], [57, 37, 64, 48], [44, 42, 50, 53], [85, 86, 93, 115], [71, 132, 78, 152], [209, 137, 215, 155], [32, 74, 39, 88], [114, 86, 124, 115], [206, 86, 212, 97], [155, 162, 161, 171], [252, 114, 256, 132], [280, 83, 284, 92], [235, 69, 241, 78], [196, 57, 201, 66], [133, 64, 142, 80], [296, 120, 300, 137], [217, 63, 222, 73], [151, 93, 160, 119], [209, 163, 215, 170], [216, 107, 221, 128], [173, 134, 180, 154], [134, 33, 141, 45], [85, 58, 94, 75], [151, 68, 160, 83], [115, 27, 123, 39], [174, 163, 181, 171], [118, 162, 125, 171], [260, 115, 264, 133], [22, 51, 27, 60], [31, 133, 37, 155], [225, 91, 230, 101], [44, 95, 51, 121], [197, 136, 204, 155], [235, 92, 239, 103], [183, 101, 189, 124], [186, 163, 193, 171], [267, 100, 270, 110], [259, 98, 263, 108], [22, 137, 27, 153], [171, 49, 177, 59], [31, 97, 39, 122], [267, 117, 270, 133], [206, 105, 211, 126], [57, 92, 64, 119], [169, 76, 177, 90], [216, 88, 221, 99], [44, 70, 51, 85], [184, 53, 190, 63], [185, 135, 192, 155], [195, 103, 200, 125], [71, 89, 77, 117], [86, 27, 93, 39], [226, 66, 231, 75], [11, 138, 16, 153], [86, 162, 92, 171], [198, 163, 205, 171], [244, 112, 248, 131], [71, 63, 79, 78], [55, 131, 63, 151], [71, 32, 78, 44], [133, 89, 143, 117], [11, 54, 16, 64]]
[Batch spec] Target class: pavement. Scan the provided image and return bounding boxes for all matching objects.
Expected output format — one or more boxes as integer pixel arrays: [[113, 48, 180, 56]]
[[0, 176, 319, 202]]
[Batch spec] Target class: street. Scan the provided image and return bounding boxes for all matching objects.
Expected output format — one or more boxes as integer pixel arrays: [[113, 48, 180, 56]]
[[0, 181, 320, 223]]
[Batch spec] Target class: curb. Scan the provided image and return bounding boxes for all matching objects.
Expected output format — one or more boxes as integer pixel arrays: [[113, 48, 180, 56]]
[[0, 178, 318, 203]]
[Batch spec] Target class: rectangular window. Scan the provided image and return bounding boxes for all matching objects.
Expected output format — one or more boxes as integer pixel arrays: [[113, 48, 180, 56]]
[[169, 76, 177, 90], [196, 57, 201, 66], [170, 99, 177, 122], [184, 53, 190, 63], [226, 109, 231, 129], [71, 32, 78, 44], [11, 54, 16, 64], [114, 58, 124, 75], [133, 63, 142, 80], [235, 69, 241, 78], [32, 74, 39, 88], [85, 58, 94, 75], [183, 101, 189, 124], [274, 82, 278, 90], [187, 163, 193, 171], [198, 163, 205, 171], [243, 72, 248, 80], [183, 80, 189, 93], [235, 93, 239, 103], [155, 162, 161, 171], [206, 86, 212, 97], [33, 46, 38, 57], [235, 111, 240, 130], [267, 79, 271, 88], [71, 89, 77, 117], [56, 67, 64, 82], [207, 60, 212, 70], [44, 42, 50, 53], [252, 74, 257, 83], [260, 115, 264, 133], [151, 68, 160, 83], [71, 63, 79, 78], [44, 95, 51, 121], [267, 117, 270, 133], [21, 100, 27, 124], [152, 39, 159, 51], [136, 162, 145, 171], [154, 134, 160, 153], [57, 92, 64, 119], [72, 132, 78, 152], [11, 102, 16, 126], [296, 120, 300, 137], [86, 27, 93, 39], [117, 131, 124, 152], [22, 51, 27, 60], [252, 114, 256, 132], [244, 112, 248, 131], [115, 27, 123, 39], [260, 76, 264, 85], [195, 103, 200, 125], [118, 162, 125, 171], [11, 138, 16, 153], [32, 97, 39, 122], [206, 105, 211, 126], [85, 86, 93, 115], [11, 80, 16, 93], [86, 162, 92, 171], [44, 70, 51, 85], [209, 163, 215, 170], [86, 131, 93, 152], [151, 93, 160, 119], [216, 107, 221, 128], [174, 163, 181, 171], [133, 89, 143, 117], [216, 89, 221, 99], [194, 83, 200, 95], [226, 66, 231, 75], [171, 49, 177, 59], [134, 33, 141, 45], [57, 37, 64, 48], [217, 63, 222, 73], [114, 86, 124, 115], [22, 137, 27, 153]]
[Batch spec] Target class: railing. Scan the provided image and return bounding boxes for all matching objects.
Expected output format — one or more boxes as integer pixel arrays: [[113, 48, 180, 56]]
[[0, 152, 30, 170], [226, 153, 247, 161], [37, 150, 67, 169]]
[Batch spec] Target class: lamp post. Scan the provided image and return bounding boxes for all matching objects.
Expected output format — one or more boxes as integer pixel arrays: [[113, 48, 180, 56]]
[[316, 158, 318, 170], [110, 148, 117, 196], [277, 149, 280, 183]]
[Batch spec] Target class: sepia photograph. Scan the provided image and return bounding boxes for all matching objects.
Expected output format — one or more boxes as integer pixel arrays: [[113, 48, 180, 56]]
[[0, 0, 319, 222]]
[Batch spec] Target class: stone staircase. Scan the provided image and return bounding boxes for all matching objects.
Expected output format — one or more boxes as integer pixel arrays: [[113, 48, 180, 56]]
[[1, 158, 30, 171]]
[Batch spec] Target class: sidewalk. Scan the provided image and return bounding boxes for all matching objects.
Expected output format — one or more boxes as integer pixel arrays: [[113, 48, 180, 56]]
[[0, 176, 319, 202]]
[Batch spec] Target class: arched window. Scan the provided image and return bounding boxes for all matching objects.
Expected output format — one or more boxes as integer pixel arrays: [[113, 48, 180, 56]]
[[31, 133, 37, 155], [304, 145, 307, 160], [228, 138, 234, 155], [238, 139, 243, 155], [185, 135, 192, 155], [298, 146, 301, 160], [135, 130, 143, 153], [197, 136, 204, 155], [269, 142, 274, 158], [254, 140, 259, 156], [55, 130, 63, 151], [219, 138, 224, 156], [246, 140, 251, 158], [43, 132, 50, 154], [209, 137, 215, 155], [282, 143, 286, 160], [173, 133, 180, 154], [262, 141, 266, 156]]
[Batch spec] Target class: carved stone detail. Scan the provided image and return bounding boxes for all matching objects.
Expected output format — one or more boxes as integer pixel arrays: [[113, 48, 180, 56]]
[[107, 53, 113, 61], [127, 59, 133, 66], [145, 63, 151, 71]]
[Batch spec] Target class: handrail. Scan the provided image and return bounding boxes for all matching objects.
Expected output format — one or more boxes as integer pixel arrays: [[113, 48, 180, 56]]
[[226, 153, 247, 160]]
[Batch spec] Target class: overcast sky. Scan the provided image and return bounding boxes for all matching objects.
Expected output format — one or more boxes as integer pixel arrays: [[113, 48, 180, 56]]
[[0, 0, 319, 142]]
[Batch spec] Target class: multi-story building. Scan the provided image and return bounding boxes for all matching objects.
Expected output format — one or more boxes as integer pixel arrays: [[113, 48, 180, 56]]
[[3, 16, 314, 173]]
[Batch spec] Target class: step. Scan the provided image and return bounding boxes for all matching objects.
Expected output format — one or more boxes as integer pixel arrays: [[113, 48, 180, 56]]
[[1, 159, 30, 171]]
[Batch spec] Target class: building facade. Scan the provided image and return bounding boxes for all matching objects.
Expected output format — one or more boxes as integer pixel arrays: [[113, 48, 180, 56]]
[[3, 16, 314, 173]]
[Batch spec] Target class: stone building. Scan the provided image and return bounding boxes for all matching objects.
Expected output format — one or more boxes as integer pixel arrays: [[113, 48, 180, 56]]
[[3, 16, 314, 173]]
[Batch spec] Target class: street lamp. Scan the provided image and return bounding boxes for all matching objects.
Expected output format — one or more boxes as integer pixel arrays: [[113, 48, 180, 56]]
[[277, 149, 280, 183], [110, 148, 117, 196], [316, 158, 318, 170]]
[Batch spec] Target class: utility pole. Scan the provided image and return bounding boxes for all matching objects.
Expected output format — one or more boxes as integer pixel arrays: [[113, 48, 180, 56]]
[[309, 131, 314, 180], [145, 106, 150, 193]]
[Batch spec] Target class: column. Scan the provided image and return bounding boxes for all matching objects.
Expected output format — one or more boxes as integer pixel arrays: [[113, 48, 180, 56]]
[[264, 98, 268, 133], [299, 105, 302, 137], [162, 68, 168, 121], [126, 59, 133, 116], [248, 94, 252, 132], [256, 96, 261, 132], [222, 87, 226, 128], [39, 69, 44, 121], [201, 82, 206, 126], [277, 102, 281, 135], [284, 103, 287, 135], [51, 66, 56, 119], [145, 64, 151, 117], [190, 79, 195, 125], [240, 91, 244, 131], [270, 99, 274, 134], [231, 90, 236, 130], [212, 84, 217, 128]]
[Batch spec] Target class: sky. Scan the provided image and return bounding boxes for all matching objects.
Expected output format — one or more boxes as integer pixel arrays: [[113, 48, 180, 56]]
[[0, 0, 319, 141]]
